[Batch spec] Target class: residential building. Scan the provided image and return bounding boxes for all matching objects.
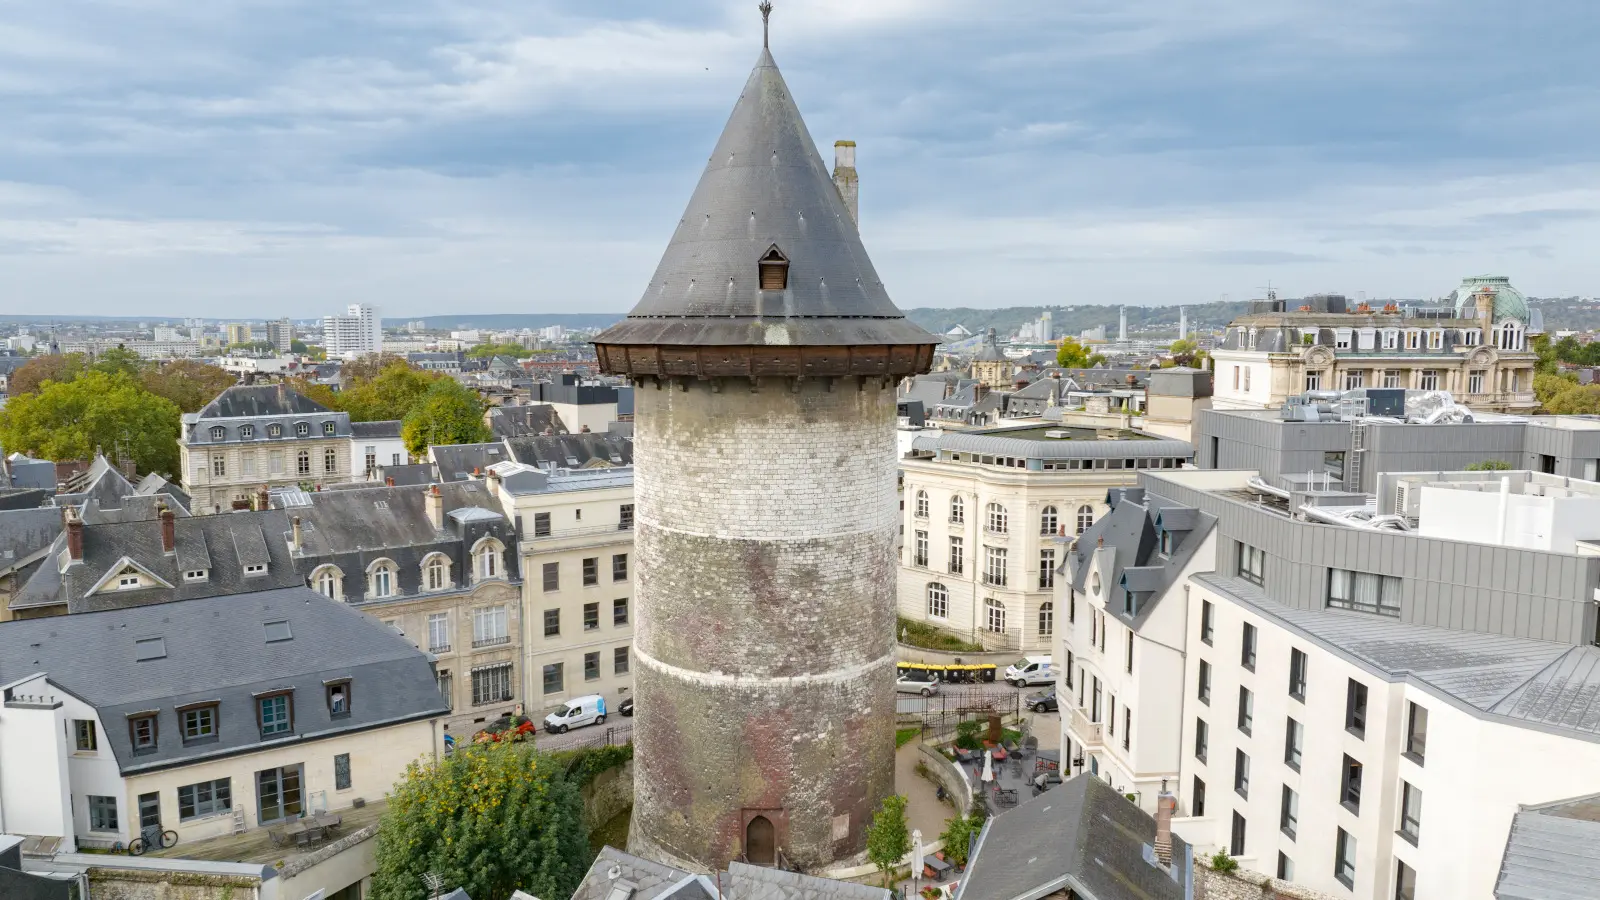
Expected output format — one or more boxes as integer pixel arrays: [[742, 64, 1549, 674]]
[[530, 374, 621, 434], [486, 403, 569, 439], [225, 323, 252, 346], [1209, 278, 1540, 414], [265, 318, 293, 353], [179, 385, 355, 512], [351, 420, 407, 478], [572, 848, 889, 900], [407, 351, 463, 373], [899, 424, 1192, 651], [322, 304, 382, 359], [0, 356, 30, 401], [0, 508, 63, 622], [152, 325, 182, 343], [484, 462, 635, 718], [0, 587, 446, 874], [1142, 367, 1214, 443]]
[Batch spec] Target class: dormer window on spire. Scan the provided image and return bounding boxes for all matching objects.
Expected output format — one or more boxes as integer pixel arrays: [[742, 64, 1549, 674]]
[[759, 245, 789, 290]]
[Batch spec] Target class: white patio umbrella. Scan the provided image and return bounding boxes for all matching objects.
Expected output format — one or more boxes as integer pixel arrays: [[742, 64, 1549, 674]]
[[911, 828, 925, 896], [981, 749, 994, 784]]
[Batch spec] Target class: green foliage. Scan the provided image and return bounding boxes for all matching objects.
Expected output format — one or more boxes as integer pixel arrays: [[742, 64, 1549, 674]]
[[141, 360, 238, 413], [0, 371, 180, 476], [896, 727, 921, 749], [402, 379, 493, 457], [343, 363, 445, 423], [954, 720, 983, 752], [466, 342, 533, 359], [938, 814, 980, 868], [551, 742, 633, 789], [1535, 372, 1579, 406], [92, 346, 147, 380], [1545, 384, 1600, 415], [1208, 850, 1239, 873], [1464, 460, 1513, 471], [371, 740, 588, 900], [897, 616, 984, 653], [8, 352, 89, 395], [1055, 337, 1107, 369], [1164, 338, 1210, 369], [866, 794, 911, 889], [290, 339, 311, 354]]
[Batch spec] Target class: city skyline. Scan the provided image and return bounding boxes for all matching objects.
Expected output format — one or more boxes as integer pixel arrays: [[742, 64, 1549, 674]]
[[2, 1, 1598, 316]]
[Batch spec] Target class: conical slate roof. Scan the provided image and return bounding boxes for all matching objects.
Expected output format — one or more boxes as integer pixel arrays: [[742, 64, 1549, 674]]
[[594, 49, 936, 376]]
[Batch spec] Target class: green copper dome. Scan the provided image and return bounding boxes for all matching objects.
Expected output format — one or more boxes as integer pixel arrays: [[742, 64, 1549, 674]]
[[1451, 275, 1529, 323]]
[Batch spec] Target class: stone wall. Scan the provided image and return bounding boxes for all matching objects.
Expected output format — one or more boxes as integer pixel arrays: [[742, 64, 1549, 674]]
[[1194, 858, 1341, 900], [582, 759, 636, 834], [630, 378, 899, 873], [915, 742, 973, 815], [86, 868, 258, 900]]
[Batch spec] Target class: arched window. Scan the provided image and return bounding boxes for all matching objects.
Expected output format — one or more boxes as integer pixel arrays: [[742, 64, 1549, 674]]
[[473, 538, 504, 581], [324, 447, 337, 474], [758, 245, 788, 291], [312, 565, 343, 601], [422, 554, 450, 592], [914, 490, 929, 519], [296, 449, 310, 476], [949, 495, 964, 524], [927, 582, 949, 619], [368, 559, 397, 599], [986, 503, 1008, 534], [1038, 602, 1054, 638], [1040, 506, 1058, 536], [1076, 505, 1095, 535], [984, 597, 1007, 634]]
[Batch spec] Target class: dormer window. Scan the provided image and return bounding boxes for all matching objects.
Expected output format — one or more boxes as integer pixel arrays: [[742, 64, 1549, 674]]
[[323, 421, 336, 436], [118, 572, 142, 590], [268, 424, 283, 438], [296, 422, 310, 437], [184, 569, 209, 583], [210, 426, 226, 441], [759, 245, 789, 290], [240, 424, 254, 439], [243, 563, 267, 576]]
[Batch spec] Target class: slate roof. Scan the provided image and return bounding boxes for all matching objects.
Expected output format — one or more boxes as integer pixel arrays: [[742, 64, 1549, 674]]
[[1496, 793, 1600, 899], [972, 328, 1007, 362], [506, 433, 633, 470], [725, 862, 890, 900], [486, 403, 568, 439], [591, 48, 935, 350], [571, 847, 713, 900], [0, 508, 62, 572], [956, 775, 1187, 900], [568, 849, 885, 900], [0, 587, 448, 774], [196, 384, 330, 418], [53, 455, 133, 509], [373, 463, 435, 487], [1063, 487, 1216, 628], [133, 473, 192, 511], [1199, 573, 1600, 740], [431, 442, 514, 481], [350, 420, 402, 439]]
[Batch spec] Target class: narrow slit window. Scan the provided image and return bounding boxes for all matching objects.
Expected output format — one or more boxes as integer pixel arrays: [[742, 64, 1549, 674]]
[[759, 245, 789, 290]]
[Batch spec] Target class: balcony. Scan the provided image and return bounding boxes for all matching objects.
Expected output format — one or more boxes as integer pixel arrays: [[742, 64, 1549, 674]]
[[471, 635, 511, 649], [1068, 706, 1103, 746]]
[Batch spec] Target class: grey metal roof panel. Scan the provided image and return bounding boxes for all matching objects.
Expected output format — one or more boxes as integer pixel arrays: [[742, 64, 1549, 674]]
[[1496, 802, 1600, 899], [570, 847, 696, 900], [197, 384, 331, 418], [0, 587, 448, 773], [350, 420, 403, 439]]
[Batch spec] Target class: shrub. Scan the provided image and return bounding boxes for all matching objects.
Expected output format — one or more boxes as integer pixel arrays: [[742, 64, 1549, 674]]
[[896, 727, 921, 749], [1208, 850, 1239, 873], [954, 720, 983, 751], [897, 616, 985, 653]]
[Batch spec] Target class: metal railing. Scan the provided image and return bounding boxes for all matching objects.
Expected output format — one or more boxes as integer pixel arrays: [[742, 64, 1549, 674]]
[[1068, 706, 1103, 746], [471, 636, 511, 648], [526, 523, 634, 542]]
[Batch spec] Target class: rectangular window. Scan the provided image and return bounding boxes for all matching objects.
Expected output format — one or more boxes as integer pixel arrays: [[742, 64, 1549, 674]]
[[182, 704, 217, 742], [428, 613, 450, 652], [1243, 367, 1252, 391], [1328, 568, 1401, 617], [1201, 600, 1214, 644], [543, 608, 560, 637], [1428, 330, 1443, 350], [1383, 368, 1402, 388], [472, 606, 509, 646], [1289, 648, 1308, 701], [1238, 544, 1265, 586], [1347, 679, 1369, 737], [1230, 811, 1247, 856], [1125, 629, 1134, 675], [613, 553, 628, 581], [88, 795, 119, 831], [74, 719, 98, 752], [1341, 753, 1364, 813], [178, 778, 232, 820], [1407, 330, 1421, 350], [212, 455, 226, 477], [542, 662, 564, 695], [584, 602, 600, 631], [913, 530, 929, 567], [619, 504, 634, 530], [1192, 776, 1206, 817], [1241, 622, 1257, 669], [1123, 706, 1131, 751], [270, 450, 284, 475], [1278, 853, 1295, 882], [1238, 686, 1254, 735], [614, 597, 629, 626], [326, 681, 351, 718], [1281, 785, 1299, 839], [1343, 369, 1366, 391], [583, 557, 599, 586], [242, 452, 256, 476], [1334, 329, 1352, 350], [584, 651, 600, 681], [1382, 329, 1398, 350], [1405, 702, 1428, 763], [1234, 749, 1250, 798], [984, 546, 1007, 586], [542, 561, 559, 591], [614, 646, 630, 675], [1419, 369, 1439, 390], [1395, 861, 1417, 900], [1399, 781, 1422, 843], [1285, 717, 1304, 771], [948, 536, 965, 574], [1469, 369, 1485, 394], [1335, 828, 1357, 888], [334, 753, 352, 791], [130, 715, 157, 752], [1305, 370, 1321, 392], [472, 663, 513, 705], [1198, 659, 1211, 704], [437, 671, 453, 708], [1194, 718, 1208, 762], [258, 693, 292, 736], [533, 512, 551, 536], [1039, 548, 1055, 589]]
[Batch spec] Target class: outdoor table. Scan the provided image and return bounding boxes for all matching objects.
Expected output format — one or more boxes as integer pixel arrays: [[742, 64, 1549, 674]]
[[924, 855, 954, 879]]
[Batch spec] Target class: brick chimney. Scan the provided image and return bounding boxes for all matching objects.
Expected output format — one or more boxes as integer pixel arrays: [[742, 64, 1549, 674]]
[[256, 485, 270, 511], [1154, 781, 1177, 868], [426, 484, 444, 530], [65, 507, 84, 562], [159, 504, 176, 554], [291, 516, 302, 553]]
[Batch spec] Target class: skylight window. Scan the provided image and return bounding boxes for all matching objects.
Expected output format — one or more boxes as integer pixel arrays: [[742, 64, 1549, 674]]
[[264, 620, 292, 643], [244, 564, 267, 576], [135, 638, 167, 661]]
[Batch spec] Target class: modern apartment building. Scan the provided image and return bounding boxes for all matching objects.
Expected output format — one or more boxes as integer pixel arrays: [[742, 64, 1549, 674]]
[[1059, 467, 1600, 899], [1209, 278, 1540, 415], [485, 461, 636, 718], [266, 318, 293, 353], [179, 385, 354, 512], [898, 424, 1192, 651], [322, 304, 382, 359]]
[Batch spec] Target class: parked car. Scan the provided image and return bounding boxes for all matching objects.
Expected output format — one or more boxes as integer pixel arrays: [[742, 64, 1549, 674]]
[[473, 714, 535, 743], [896, 669, 941, 696], [543, 694, 607, 734], [1025, 688, 1058, 712], [619, 696, 634, 717], [1005, 656, 1054, 687]]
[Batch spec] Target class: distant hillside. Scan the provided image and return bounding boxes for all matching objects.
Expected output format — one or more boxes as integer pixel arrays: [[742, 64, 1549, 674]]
[[902, 302, 1255, 340], [383, 313, 625, 330]]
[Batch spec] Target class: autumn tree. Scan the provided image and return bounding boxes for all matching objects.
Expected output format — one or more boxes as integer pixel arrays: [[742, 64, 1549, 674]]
[[371, 741, 587, 900], [466, 342, 532, 359], [1545, 384, 1600, 415], [141, 360, 238, 413], [9, 352, 88, 395], [1165, 338, 1210, 369], [0, 371, 180, 476], [342, 352, 413, 383], [90, 346, 148, 380], [1056, 337, 1107, 369], [402, 378, 492, 457], [342, 362, 444, 422]]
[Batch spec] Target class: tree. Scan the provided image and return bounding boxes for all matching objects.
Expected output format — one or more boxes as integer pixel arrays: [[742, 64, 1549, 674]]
[[227, 340, 277, 354], [0, 371, 180, 476], [466, 342, 532, 359], [91, 346, 148, 380], [866, 794, 910, 889], [342, 362, 445, 422], [9, 352, 88, 395], [938, 813, 980, 869], [1055, 337, 1106, 369], [371, 741, 588, 900], [1545, 384, 1600, 415], [402, 378, 492, 457], [1165, 338, 1210, 369], [141, 360, 238, 413], [1464, 460, 1513, 471], [343, 352, 414, 383], [1535, 372, 1579, 407]]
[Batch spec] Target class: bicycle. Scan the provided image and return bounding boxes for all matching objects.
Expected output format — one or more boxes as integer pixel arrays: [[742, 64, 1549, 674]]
[[128, 829, 178, 855]]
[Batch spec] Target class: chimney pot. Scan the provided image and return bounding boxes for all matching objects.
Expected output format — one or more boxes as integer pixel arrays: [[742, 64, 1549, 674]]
[[257, 485, 270, 511], [66, 508, 84, 562], [1154, 781, 1177, 867], [291, 515, 302, 552], [159, 506, 176, 554], [386, 476, 395, 486]]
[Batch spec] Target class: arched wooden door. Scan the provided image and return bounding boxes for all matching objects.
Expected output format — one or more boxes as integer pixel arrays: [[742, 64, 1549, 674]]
[[746, 814, 776, 866]]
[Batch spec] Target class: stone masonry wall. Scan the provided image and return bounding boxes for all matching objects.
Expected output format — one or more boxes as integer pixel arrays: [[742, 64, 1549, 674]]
[[1194, 859, 1341, 900], [630, 377, 899, 873]]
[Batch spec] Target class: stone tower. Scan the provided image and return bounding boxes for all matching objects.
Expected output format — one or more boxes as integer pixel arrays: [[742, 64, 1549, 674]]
[[591, 22, 937, 874]]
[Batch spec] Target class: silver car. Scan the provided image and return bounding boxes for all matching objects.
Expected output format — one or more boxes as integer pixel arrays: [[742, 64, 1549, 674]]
[[896, 670, 940, 696]]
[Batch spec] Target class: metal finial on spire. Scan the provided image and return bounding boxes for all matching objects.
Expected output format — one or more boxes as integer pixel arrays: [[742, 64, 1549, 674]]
[[759, 1, 773, 48]]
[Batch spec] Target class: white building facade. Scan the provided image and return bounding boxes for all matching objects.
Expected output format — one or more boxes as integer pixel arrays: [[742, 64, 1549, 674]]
[[323, 304, 382, 359]]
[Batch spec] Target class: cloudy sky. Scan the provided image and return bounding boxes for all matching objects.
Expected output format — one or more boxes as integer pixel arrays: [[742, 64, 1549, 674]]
[[1, 0, 1597, 317]]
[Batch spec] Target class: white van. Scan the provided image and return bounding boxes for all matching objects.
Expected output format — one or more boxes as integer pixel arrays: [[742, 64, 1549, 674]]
[[1005, 656, 1053, 687], [543, 694, 608, 734]]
